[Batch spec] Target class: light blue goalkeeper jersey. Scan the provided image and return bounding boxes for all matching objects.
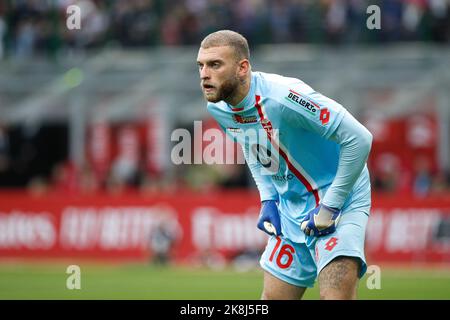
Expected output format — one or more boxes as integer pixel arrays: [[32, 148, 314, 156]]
[[207, 71, 372, 243]]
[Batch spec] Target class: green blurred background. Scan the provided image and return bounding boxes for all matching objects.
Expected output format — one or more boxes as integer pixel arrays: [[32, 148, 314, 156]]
[[1, 262, 449, 299]]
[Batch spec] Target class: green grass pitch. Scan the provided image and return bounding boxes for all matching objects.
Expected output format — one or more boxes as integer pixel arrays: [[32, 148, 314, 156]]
[[0, 262, 449, 299]]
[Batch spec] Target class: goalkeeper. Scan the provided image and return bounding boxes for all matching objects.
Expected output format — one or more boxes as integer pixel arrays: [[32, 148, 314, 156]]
[[197, 30, 372, 300]]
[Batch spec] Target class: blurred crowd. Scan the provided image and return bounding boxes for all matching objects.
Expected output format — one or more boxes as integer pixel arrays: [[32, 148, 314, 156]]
[[371, 154, 450, 197], [0, 0, 449, 59]]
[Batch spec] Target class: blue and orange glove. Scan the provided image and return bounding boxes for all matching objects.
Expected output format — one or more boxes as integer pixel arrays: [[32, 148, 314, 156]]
[[300, 204, 341, 237], [257, 200, 282, 236]]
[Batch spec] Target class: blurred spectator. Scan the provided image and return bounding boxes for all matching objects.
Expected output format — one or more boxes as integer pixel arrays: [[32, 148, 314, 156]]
[[412, 156, 433, 197], [108, 155, 140, 188], [430, 170, 450, 194], [14, 17, 35, 58], [0, 123, 11, 182], [68, 0, 109, 49], [49, 161, 100, 194], [427, 0, 450, 42], [50, 161, 78, 194], [287, 0, 308, 43], [0, 14, 5, 59], [402, 1, 423, 41], [380, 0, 404, 42], [217, 164, 250, 189], [27, 176, 49, 196], [111, 0, 160, 47], [149, 210, 182, 265], [325, 0, 348, 43], [182, 164, 222, 192], [106, 125, 142, 192], [372, 153, 403, 193], [139, 171, 177, 195], [269, 0, 292, 43]]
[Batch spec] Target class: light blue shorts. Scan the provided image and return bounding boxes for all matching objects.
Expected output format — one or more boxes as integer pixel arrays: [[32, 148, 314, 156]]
[[259, 209, 369, 288]]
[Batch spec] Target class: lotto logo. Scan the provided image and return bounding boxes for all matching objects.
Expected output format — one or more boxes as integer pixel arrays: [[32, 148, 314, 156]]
[[325, 237, 338, 251], [320, 108, 330, 125]]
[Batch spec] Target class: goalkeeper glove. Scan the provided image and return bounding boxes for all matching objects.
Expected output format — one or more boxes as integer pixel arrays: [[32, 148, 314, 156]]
[[257, 200, 282, 236], [300, 204, 341, 237]]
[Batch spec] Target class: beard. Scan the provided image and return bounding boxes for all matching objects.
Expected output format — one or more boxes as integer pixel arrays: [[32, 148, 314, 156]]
[[203, 75, 240, 103]]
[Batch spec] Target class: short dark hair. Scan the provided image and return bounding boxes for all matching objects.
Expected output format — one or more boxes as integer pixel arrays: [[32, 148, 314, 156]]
[[200, 30, 250, 61]]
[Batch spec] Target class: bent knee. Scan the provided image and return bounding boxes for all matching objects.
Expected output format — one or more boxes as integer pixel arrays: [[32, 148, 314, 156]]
[[320, 286, 357, 300], [261, 289, 302, 300], [261, 290, 274, 300]]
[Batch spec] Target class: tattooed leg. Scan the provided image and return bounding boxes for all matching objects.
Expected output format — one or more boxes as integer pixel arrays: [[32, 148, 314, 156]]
[[318, 256, 360, 300]]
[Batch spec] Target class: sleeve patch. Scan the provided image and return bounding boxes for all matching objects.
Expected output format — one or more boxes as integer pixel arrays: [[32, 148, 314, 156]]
[[320, 108, 330, 125]]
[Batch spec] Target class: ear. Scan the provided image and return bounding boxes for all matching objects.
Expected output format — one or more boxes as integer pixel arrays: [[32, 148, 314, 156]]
[[238, 59, 250, 77]]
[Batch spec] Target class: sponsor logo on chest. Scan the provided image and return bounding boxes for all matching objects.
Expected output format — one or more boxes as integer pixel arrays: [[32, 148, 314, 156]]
[[233, 114, 258, 124]]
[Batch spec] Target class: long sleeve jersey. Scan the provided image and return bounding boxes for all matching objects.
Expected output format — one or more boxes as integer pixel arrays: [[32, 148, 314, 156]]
[[207, 71, 373, 243]]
